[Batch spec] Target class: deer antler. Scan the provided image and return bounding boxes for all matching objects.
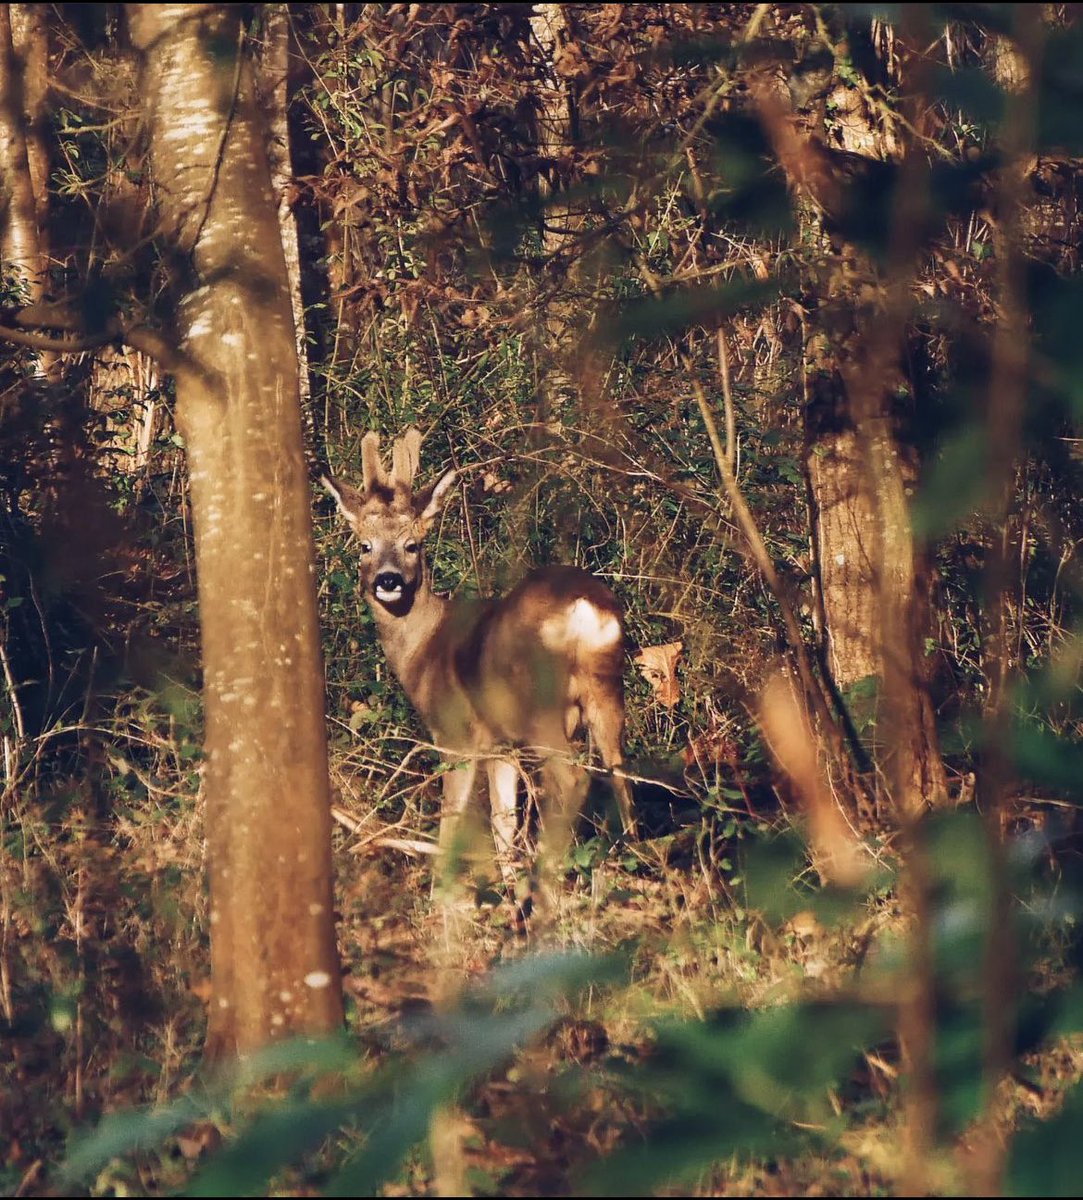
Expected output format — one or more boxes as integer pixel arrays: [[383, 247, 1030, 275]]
[[391, 427, 422, 492]]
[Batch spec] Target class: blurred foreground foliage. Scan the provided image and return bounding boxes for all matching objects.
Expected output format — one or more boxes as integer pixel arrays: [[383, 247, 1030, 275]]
[[60, 810, 1083, 1196]]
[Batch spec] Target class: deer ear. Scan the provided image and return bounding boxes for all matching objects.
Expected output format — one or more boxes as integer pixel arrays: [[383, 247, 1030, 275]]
[[322, 475, 361, 525], [417, 468, 457, 526]]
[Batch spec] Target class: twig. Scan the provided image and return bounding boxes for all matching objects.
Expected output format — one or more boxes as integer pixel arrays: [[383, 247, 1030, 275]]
[[0, 311, 203, 382], [0, 637, 26, 743], [13, 1160, 42, 1199], [330, 805, 440, 857], [716, 327, 737, 476], [635, 257, 872, 800], [357, 835, 440, 858]]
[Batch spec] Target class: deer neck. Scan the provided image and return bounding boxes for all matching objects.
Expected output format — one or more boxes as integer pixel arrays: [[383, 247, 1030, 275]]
[[368, 575, 449, 707]]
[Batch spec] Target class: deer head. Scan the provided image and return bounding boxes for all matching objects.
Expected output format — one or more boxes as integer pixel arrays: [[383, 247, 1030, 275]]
[[322, 428, 456, 614]]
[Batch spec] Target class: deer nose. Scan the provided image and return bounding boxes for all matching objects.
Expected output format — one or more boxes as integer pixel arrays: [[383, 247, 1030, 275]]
[[374, 571, 405, 593]]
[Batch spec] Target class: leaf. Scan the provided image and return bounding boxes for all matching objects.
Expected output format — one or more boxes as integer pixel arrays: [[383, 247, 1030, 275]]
[[1009, 723, 1083, 799], [742, 830, 811, 923], [634, 642, 683, 707], [928, 65, 1006, 127], [186, 1097, 359, 1197], [588, 999, 887, 1194], [912, 424, 990, 539], [1007, 1080, 1083, 1197], [62, 1097, 211, 1184], [325, 1007, 558, 1197], [587, 1120, 801, 1197]]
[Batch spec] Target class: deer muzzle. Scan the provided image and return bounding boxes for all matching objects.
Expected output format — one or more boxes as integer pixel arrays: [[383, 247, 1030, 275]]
[[373, 570, 406, 603]]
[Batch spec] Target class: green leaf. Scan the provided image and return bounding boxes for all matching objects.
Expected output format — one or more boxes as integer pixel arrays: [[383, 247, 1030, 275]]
[[1008, 1080, 1083, 1196], [741, 830, 811, 923], [187, 1097, 359, 1197], [1009, 723, 1083, 799], [326, 1006, 558, 1197], [912, 424, 990, 539], [63, 1097, 211, 1185], [928, 65, 1006, 127]]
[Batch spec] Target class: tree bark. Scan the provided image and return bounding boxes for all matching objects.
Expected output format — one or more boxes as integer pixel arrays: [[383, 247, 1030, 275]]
[[129, 2, 343, 1059], [803, 313, 948, 816], [804, 362, 882, 691], [8, 4, 48, 253], [754, 57, 948, 816], [0, 3, 45, 298], [258, 6, 312, 420]]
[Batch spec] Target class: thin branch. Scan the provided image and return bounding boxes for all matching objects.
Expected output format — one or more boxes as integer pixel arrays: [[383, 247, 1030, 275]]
[[0, 310, 210, 385], [635, 257, 874, 799], [716, 326, 737, 475], [0, 324, 114, 353]]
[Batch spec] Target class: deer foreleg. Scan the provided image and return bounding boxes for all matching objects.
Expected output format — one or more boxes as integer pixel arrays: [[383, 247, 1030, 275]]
[[438, 756, 478, 857]]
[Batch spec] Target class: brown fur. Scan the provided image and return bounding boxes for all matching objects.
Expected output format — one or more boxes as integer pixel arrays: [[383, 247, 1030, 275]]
[[323, 430, 636, 880]]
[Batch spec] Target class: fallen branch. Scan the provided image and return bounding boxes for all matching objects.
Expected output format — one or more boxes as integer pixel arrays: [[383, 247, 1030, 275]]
[[329, 804, 440, 857]]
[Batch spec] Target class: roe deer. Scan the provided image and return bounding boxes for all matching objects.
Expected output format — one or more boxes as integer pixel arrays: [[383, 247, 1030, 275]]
[[323, 428, 636, 886]]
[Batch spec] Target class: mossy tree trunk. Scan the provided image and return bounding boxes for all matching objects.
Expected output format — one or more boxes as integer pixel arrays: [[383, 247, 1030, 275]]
[[130, 2, 343, 1059]]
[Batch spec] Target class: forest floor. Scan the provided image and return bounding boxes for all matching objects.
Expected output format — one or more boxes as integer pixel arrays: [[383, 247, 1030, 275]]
[[324, 774, 1083, 1198], [4, 743, 1082, 1197]]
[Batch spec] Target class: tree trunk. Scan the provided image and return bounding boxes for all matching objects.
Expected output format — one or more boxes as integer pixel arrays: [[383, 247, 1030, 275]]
[[129, 2, 343, 1059], [310, 4, 358, 381], [803, 321, 948, 816], [754, 56, 949, 817], [804, 362, 882, 691], [8, 4, 48, 258], [258, 6, 312, 421], [0, 3, 45, 297]]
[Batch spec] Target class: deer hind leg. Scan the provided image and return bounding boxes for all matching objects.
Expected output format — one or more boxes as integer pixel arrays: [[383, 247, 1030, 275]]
[[536, 736, 590, 883], [486, 757, 521, 887], [584, 677, 637, 840]]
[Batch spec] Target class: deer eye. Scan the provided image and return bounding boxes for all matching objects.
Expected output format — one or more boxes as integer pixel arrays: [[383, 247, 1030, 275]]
[[359, 541, 373, 555], [404, 541, 420, 555]]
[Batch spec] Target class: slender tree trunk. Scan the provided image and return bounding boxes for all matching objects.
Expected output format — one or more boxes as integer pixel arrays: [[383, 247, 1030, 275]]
[[311, 4, 357, 380], [804, 361, 882, 691], [528, 2, 585, 382], [0, 4, 44, 297], [129, 2, 343, 1059], [803, 320, 948, 815], [530, 4, 579, 266], [518, 4, 594, 565], [259, 6, 312, 419], [8, 4, 48, 263]]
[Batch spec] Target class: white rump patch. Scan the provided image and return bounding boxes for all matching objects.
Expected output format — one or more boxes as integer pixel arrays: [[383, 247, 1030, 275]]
[[541, 600, 621, 651]]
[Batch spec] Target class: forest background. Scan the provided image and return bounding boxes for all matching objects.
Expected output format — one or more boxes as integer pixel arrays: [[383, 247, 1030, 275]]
[[2, 2, 1083, 1196]]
